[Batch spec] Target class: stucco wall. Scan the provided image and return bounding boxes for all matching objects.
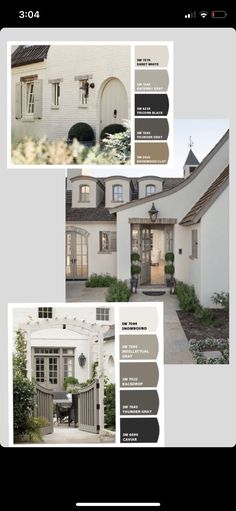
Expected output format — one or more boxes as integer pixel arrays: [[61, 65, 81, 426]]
[[105, 178, 131, 208], [12, 45, 130, 142], [200, 188, 229, 306]]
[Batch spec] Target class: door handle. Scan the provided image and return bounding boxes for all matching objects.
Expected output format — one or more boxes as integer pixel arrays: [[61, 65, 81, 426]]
[[113, 109, 117, 118]]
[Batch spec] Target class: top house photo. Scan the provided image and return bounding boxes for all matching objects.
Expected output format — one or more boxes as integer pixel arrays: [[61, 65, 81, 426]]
[[11, 44, 130, 165]]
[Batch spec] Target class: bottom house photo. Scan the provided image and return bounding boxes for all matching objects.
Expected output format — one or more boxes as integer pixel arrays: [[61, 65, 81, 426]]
[[11, 305, 115, 445]]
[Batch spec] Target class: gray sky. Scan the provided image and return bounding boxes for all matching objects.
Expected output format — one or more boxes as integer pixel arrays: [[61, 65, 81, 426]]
[[83, 119, 228, 178]]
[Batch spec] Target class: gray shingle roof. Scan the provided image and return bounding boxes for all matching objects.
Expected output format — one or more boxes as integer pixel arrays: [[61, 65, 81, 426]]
[[11, 45, 50, 68], [184, 149, 199, 167], [180, 166, 229, 225], [66, 191, 115, 222], [163, 178, 184, 190]]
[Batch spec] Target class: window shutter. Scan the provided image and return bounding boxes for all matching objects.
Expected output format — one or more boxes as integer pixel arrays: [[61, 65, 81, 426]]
[[15, 82, 22, 119], [111, 232, 117, 252], [34, 79, 43, 119], [99, 232, 102, 252], [192, 229, 198, 258]]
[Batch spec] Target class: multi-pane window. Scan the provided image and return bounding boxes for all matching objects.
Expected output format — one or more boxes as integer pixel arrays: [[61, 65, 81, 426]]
[[141, 228, 151, 263], [49, 357, 58, 385], [63, 357, 74, 378], [52, 82, 60, 107], [79, 79, 89, 106], [80, 185, 90, 202], [38, 307, 53, 319], [96, 307, 110, 321], [33, 347, 75, 387], [166, 228, 174, 253], [35, 357, 45, 383], [146, 184, 156, 196], [25, 81, 35, 115], [99, 231, 117, 252], [113, 185, 123, 202], [131, 226, 139, 253], [191, 229, 198, 258]]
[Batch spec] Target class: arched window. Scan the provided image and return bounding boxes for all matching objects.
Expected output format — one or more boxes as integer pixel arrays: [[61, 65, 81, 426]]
[[113, 184, 123, 202], [146, 184, 156, 196], [80, 185, 90, 202]]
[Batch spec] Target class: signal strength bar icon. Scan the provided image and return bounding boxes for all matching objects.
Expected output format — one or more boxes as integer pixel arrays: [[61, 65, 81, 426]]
[[185, 11, 196, 18], [200, 11, 208, 18]]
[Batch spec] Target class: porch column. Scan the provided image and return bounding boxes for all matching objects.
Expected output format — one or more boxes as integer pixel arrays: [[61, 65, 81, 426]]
[[98, 331, 104, 430]]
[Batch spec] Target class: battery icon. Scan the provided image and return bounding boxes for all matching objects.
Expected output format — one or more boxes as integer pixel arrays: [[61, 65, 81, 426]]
[[211, 10, 227, 18]]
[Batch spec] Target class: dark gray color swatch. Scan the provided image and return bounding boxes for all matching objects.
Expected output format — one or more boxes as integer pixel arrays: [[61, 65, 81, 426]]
[[135, 94, 169, 116], [120, 390, 159, 415], [120, 417, 159, 443], [120, 334, 158, 360], [120, 362, 159, 387], [135, 118, 169, 140]]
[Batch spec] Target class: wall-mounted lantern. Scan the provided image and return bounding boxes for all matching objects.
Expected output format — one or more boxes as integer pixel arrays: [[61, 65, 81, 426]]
[[148, 203, 158, 222], [78, 353, 86, 367]]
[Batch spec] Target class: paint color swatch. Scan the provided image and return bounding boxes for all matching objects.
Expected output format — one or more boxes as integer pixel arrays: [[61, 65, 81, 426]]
[[120, 305, 159, 332], [120, 390, 159, 415], [135, 143, 169, 164], [135, 118, 169, 140], [120, 362, 159, 387], [120, 418, 159, 443], [120, 334, 158, 360], [135, 46, 169, 67], [135, 94, 169, 116], [135, 69, 169, 92]]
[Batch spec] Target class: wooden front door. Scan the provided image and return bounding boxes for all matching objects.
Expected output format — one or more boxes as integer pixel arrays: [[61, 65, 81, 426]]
[[100, 78, 128, 133]]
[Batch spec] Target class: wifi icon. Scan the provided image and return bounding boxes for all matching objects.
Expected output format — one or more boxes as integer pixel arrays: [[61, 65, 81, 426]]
[[200, 11, 208, 18]]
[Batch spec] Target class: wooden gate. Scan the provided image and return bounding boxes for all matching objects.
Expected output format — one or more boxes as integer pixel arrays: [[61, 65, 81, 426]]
[[78, 379, 100, 434], [34, 382, 53, 435]]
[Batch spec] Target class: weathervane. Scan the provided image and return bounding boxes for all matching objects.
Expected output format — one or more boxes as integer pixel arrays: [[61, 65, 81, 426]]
[[189, 136, 194, 149]]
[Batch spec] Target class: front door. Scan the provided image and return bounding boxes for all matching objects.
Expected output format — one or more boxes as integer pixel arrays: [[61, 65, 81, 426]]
[[140, 226, 151, 284], [34, 355, 60, 389], [66, 230, 88, 280], [100, 78, 128, 132], [33, 348, 75, 390]]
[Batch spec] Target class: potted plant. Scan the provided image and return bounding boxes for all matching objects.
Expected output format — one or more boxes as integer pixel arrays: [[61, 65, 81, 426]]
[[131, 253, 141, 293], [164, 251, 174, 286]]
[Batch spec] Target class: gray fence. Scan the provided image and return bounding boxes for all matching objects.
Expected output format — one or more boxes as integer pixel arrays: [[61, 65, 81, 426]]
[[78, 379, 100, 434], [34, 382, 53, 435]]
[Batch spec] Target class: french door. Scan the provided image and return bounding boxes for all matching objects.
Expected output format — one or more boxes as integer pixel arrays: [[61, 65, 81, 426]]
[[66, 229, 88, 280], [140, 226, 151, 284], [34, 355, 60, 389]]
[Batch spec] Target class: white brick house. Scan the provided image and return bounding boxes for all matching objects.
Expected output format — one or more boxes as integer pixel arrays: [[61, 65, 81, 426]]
[[13, 306, 115, 390], [66, 131, 229, 307], [11, 45, 130, 142]]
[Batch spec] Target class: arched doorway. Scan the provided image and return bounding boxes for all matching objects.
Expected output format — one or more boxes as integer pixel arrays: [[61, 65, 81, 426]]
[[66, 226, 89, 280], [100, 78, 128, 134]]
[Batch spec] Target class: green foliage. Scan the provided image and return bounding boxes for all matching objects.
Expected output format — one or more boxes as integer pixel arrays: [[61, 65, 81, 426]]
[[194, 307, 215, 325], [26, 416, 49, 443], [100, 123, 126, 140], [106, 280, 131, 302], [68, 122, 95, 142], [212, 292, 229, 312], [164, 264, 175, 275], [176, 281, 200, 312], [63, 376, 79, 390], [13, 329, 27, 377], [92, 361, 98, 379], [131, 252, 140, 262], [189, 338, 229, 364], [85, 273, 117, 287], [13, 374, 35, 439], [12, 127, 131, 164], [165, 252, 174, 262], [131, 264, 141, 275], [104, 383, 115, 430]]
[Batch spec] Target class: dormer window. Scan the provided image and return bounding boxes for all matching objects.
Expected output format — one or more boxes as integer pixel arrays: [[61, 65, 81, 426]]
[[113, 184, 123, 202], [146, 184, 156, 197], [80, 185, 90, 202]]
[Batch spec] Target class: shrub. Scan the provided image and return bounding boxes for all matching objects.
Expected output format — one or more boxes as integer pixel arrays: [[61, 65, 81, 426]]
[[101, 123, 126, 140], [164, 264, 175, 275], [101, 126, 131, 163], [212, 292, 229, 312], [104, 383, 115, 430], [106, 280, 131, 302], [13, 329, 27, 377], [131, 264, 141, 275], [176, 281, 200, 312], [68, 122, 95, 142], [85, 273, 117, 287], [26, 416, 49, 443], [131, 252, 140, 262], [63, 376, 79, 390], [165, 252, 174, 262], [194, 307, 215, 325], [13, 374, 35, 439], [189, 338, 229, 364]]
